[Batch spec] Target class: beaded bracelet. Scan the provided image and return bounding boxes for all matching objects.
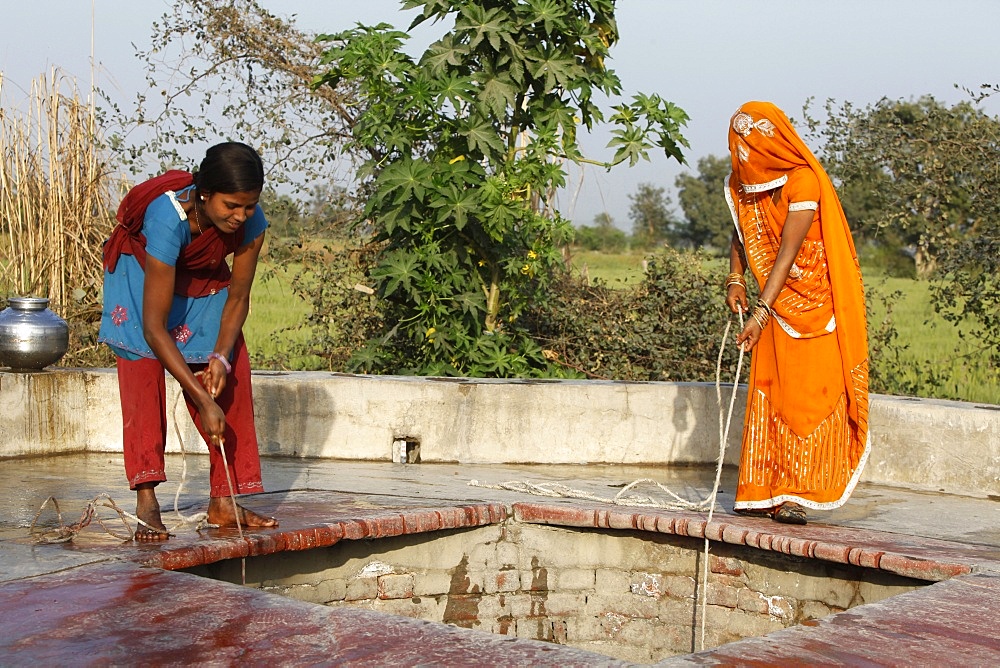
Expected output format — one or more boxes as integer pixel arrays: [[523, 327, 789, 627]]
[[208, 352, 232, 374]]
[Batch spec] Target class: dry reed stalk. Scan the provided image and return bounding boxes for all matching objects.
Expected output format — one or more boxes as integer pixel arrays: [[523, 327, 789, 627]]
[[0, 69, 128, 365]]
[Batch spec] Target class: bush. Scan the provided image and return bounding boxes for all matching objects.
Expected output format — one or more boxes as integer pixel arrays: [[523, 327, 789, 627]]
[[531, 247, 744, 382]]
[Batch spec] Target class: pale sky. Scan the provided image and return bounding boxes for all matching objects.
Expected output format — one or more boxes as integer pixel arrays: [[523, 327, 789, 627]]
[[4, 0, 1000, 228]]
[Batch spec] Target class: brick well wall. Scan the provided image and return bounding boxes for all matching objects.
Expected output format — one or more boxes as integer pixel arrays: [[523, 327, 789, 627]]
[[188, 522, 926, 663]]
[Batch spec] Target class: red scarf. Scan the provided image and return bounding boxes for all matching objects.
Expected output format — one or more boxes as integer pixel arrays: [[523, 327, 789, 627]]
[[103, 171, 245, 298]]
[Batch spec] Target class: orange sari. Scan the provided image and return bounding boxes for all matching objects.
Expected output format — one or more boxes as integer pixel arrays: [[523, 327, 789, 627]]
[[725, 102, 870, 511]]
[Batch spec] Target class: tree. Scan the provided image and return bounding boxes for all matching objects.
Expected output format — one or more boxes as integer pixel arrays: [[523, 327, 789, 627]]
[[313, 0, 689, 377], [574, 212, 626, 252], [628, 182, 678, 248], [674, 154, 733, 253], [259, 189, 302, 239], [108, 0, 355, 192], [810, 96, 1000, 367], [809, 96, 998, 275]]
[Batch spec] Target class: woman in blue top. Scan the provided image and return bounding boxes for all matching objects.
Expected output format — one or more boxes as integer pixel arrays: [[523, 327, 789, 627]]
[[100, 142, 278, 540]]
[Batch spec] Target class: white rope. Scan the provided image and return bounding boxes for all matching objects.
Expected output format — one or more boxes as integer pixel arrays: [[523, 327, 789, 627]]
[[469, 313, 746, 514], [31, 493, 156, 544], [170, 387, 211, 532], [176, 378, 247, 585], [215, 432, 247, 585], [699, 307, 745, 650]]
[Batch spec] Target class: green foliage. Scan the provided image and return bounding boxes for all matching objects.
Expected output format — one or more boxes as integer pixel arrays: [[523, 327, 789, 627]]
[[574, 212, 627, 252], [259, 189, 302, 239], [809, 96, 1000, 367], [252, 246, 385, 371], [313, 0, 688, 376], [858, 244, 915, 280], [628, 182, 680, 248], [674, 154, 734, 253], [532, 248, 742, 382], [862, 275, 999, 403]]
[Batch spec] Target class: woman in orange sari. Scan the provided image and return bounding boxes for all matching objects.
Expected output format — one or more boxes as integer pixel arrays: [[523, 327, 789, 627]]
[[724, 101, 870, 525]]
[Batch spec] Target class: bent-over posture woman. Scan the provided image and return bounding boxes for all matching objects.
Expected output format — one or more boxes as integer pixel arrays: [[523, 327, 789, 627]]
[[99, 142, 278, 540], [723, 102, 870, 525]]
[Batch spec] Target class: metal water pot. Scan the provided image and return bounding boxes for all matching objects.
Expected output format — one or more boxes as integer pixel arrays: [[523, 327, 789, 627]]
[[0, 297, 70, 371]]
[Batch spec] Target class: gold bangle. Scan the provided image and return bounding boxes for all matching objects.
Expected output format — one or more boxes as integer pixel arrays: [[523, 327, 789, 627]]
[[751, 302, 771, 329], [725, 272, 747, 290]]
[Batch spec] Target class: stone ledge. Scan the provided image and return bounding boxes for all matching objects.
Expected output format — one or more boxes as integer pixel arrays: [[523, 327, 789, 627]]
[[512, 502, 1000, 582], [33, 491, 507, 572], [659, 573, 1000, 666]]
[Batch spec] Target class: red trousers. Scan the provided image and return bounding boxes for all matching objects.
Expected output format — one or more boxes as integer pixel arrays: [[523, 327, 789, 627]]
[[116, 335, 264, 498]]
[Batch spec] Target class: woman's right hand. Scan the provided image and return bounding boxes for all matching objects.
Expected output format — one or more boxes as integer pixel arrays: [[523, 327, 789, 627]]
[[726, 285, 749, 314], [735, 318, 763, 352], [198, 399, 227, 448]]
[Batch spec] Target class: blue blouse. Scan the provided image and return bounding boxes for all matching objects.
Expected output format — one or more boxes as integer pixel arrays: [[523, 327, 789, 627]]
[[98, 186, 268, 362]]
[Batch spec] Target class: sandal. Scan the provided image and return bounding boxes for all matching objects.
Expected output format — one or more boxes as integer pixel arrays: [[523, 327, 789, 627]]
[[773, 502, 808, 525], [733, 507, 774, 519]]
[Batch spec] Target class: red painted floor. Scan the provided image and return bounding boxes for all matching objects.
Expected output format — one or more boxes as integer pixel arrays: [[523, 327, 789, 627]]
[[2, 457, 999, 665]]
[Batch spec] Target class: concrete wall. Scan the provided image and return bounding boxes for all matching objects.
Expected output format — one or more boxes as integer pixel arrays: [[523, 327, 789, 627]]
[[0, 369, 997, 497]]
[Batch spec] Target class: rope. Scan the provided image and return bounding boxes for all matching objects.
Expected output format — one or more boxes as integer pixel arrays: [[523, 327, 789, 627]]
[[699, 308, 745, 649], [29, 377, 237, 544], [31, 493, 148, 544], [170, 387, 210, 531], [469, 309, 747, 652], [469, 312, 746, 513], [214, 432, 247, 585]]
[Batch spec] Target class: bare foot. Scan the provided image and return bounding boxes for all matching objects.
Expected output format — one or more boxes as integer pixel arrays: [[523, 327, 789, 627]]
[[207, 497, 278, 529], [134, 485, 170, 541]]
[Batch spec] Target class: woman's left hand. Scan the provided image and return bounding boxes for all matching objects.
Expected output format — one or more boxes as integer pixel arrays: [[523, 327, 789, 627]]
[[200, 359, 228, 398]]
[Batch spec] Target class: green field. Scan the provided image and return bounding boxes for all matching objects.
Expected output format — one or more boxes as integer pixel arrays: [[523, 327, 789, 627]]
[[244, 248, 998, 404]]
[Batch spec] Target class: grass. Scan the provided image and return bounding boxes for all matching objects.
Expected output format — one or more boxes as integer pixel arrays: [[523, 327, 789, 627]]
[[569, 249, 648, 287], [243, 257, 316, 367], [865, 276, 999, 404]]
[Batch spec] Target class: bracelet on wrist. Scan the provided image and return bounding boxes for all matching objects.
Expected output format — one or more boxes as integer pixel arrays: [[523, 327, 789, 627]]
[[725, 272, 747, 290], [751, 300, 772, 330], [208, 352, 232, 374]]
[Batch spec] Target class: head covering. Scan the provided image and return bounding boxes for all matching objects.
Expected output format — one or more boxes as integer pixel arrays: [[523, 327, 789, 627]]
[[727, 101, 869, 438], [728, 102, 810, 190]]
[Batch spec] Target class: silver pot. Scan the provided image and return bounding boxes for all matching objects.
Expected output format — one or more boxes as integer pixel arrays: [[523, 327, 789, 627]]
[[0, 297, 69, 371]]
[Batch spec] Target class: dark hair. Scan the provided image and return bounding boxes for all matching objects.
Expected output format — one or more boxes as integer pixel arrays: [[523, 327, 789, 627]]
[[192, 142, 264, 194]]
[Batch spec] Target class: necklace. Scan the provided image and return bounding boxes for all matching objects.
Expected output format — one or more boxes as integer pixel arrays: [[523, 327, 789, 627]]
[[192, 203, 205, 234]]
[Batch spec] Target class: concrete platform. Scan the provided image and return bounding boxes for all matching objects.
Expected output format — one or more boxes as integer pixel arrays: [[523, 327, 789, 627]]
[[2, 454, 999, 665]]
